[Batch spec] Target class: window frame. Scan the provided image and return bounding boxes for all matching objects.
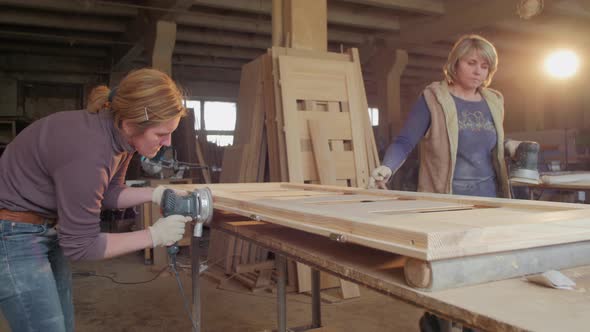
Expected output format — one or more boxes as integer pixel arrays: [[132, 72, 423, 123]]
[[184, 97, 237, 147]]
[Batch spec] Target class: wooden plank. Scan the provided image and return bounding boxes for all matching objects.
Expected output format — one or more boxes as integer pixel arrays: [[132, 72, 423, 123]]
[[270, 48, 290, 181], [309, 119, 337, 185], [350, 48, 380, 170]]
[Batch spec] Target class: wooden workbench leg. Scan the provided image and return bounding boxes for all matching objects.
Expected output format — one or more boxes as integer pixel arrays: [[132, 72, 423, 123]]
[[311, 268, 321, 328], [276, 254, 287, 332]]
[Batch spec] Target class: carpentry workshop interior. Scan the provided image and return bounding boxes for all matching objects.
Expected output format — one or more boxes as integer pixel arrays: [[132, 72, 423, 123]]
[[4, 0, 590, 331]]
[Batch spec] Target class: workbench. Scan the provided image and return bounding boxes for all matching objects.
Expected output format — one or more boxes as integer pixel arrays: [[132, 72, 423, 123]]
[[512, 175, 590, 202], [214, 216, 590, 332]]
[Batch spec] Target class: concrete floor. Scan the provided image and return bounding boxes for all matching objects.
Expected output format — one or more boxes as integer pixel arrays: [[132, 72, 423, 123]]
[[78, 251, 424, 332], [2, 251, 424, 331]]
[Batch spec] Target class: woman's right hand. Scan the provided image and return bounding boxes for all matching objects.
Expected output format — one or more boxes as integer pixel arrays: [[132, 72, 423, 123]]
[[368, 165, 393, 189], [148, 215, 192, 247]]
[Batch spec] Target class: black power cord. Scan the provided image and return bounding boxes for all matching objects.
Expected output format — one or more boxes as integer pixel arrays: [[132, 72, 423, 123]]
[[72, 266, 168, 285]]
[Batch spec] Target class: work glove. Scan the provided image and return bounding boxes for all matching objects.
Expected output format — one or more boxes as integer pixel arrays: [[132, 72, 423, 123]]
[[148, 215, 192, 247], [151, 186, 187, 205], [368, 165, 392, 190], [504, 139, 522, 159]]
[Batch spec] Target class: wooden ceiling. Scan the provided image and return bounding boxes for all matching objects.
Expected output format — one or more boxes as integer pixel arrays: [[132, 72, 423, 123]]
[[1, 0, 589, 94]]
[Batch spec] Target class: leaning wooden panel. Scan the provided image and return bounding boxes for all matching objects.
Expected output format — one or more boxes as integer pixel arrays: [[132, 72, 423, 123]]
[[278, 55, 369, 186], [170, 183, 590, 262]]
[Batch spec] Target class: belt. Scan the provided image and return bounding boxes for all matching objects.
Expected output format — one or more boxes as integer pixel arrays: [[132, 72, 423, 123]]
[[0, 209, 56, 225]]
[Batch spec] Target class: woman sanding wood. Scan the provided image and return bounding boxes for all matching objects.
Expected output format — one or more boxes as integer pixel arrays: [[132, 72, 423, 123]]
[[0, 68, 190, 332]]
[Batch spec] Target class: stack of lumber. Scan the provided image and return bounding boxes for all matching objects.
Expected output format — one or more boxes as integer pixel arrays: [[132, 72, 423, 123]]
[[215, 47, 379, 296], [221, 47, 378, 184]]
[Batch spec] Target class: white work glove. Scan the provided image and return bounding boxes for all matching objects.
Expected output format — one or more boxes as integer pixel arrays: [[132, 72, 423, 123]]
[[148, 215, 192, 247], [504, 139, 522, 159], [151, 186, 187, 205], [368, 165, 393, 189]]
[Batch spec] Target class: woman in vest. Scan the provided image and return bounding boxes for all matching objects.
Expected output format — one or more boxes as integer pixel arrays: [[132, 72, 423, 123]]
[[369, 34, 508, 332], [369, 34, 510, 199]]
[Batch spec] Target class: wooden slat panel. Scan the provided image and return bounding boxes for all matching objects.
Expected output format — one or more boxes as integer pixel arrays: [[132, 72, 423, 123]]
[[171, 183, 590, 261]]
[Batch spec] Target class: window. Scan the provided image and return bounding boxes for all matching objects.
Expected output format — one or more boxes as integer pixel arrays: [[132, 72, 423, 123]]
[[204, 101, 236, 146], [204, 101, 236, 131], [184, 99, 236, 147], [368, 107, 379, 126]]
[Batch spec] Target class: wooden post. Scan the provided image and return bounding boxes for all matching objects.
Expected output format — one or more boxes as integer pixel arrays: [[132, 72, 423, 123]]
[[387, 49, 409, 140], [272, 0, 283, 47], [374, 48, 408, 143], [147, 20, 176, 75], [282, 0, 327, 51]]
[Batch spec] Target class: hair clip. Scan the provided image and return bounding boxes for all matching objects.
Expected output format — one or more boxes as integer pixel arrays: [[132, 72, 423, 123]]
[[144, 106, 150, 121]]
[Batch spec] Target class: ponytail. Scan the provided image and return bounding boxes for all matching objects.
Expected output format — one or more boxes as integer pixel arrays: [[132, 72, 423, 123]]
[[86, 85, 110, 113]]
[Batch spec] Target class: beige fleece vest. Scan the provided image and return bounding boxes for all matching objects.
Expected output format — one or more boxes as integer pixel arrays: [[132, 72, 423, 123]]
[[418, 81, 510, 198]]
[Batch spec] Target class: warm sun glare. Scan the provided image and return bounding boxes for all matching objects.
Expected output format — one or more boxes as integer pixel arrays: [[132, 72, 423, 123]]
[[544, 49, 580, 79]]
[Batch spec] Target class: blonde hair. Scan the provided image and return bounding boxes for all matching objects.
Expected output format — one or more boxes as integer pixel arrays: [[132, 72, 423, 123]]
[[443, 34, 498, 88], [86, 68, 186, 130]]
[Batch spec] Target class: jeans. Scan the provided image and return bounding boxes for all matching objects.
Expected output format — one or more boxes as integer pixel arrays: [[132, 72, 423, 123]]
[[0, 219, 74, 332]]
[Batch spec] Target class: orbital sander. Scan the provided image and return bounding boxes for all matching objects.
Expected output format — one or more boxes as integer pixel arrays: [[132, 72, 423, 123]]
[[506, 140, 541, 184], [160, 187, 214, 224]]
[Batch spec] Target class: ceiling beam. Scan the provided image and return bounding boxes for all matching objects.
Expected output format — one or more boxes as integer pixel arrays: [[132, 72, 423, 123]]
[[177, 27, 355, 51], [176, 28, 270, 49], [402, 67, 441, 79], [174, 43, 263, 60], [0, 8, 126, 32], [551, 0, 590, 19], [173, 55, 246, 69], [172, 66, 241, 82], [408, 44, 451, 58], [0, 54, 108, 74], [0, 29, 130, 46], [179, 80, 239, 99], [406, 56, 444, 70], [176, 10, 368, 44], [337, 0, 444, 15], [494, 18, 590, 49], [0, 0, 137, 16], [396, 0, 521, 46], [192, 0, 400, 31], [1, 70, 107, 84], [0, 42, 108, 58]]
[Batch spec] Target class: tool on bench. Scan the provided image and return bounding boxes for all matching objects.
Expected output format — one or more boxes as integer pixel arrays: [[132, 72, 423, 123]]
[[160, 187, 214, 332], [506, 139, 541, 184], [142, 146, 209, 179]]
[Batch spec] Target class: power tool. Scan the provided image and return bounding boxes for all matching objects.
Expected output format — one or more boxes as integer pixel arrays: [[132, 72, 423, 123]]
[[141, 146, 209, 179], [160, 187, 214, 224], [159, 187, 214, 332], [506, 140, 541, 184]]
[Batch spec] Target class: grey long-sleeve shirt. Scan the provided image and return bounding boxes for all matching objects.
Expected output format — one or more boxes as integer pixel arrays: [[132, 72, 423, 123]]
[[0, 109, 135, 260]]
